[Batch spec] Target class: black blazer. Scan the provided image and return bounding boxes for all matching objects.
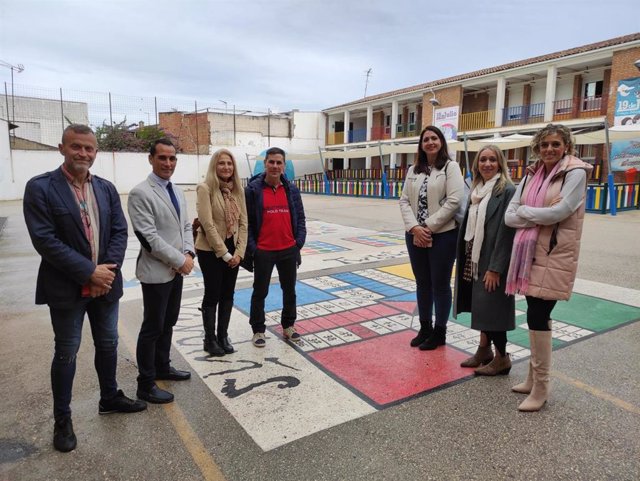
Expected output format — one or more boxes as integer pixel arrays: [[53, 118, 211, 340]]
[[23, 167, 128, 308]]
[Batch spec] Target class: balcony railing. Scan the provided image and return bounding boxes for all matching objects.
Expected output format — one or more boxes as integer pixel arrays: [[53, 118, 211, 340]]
[[459, 110, 495, 131], [502, 102, 545, 126], [347, 128, 367, 143], [327, 132, 345, 145], [553, 96, 606, 121], [395, 123, 421, 138]]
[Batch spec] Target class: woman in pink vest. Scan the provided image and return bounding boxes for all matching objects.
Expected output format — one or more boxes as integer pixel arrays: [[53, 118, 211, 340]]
[[505, 124, 592, 411]]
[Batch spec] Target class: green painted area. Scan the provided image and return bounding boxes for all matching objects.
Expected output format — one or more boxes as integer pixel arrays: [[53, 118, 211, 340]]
[[452, 294, 639, 351], [452, 312, 471, 327], [516, 294, 639, 331], [551, 293, 640, 331]]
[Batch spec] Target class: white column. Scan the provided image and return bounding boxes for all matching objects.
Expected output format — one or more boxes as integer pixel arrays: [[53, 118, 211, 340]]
[[366, 105, 373, 142], [494, 77, 506, 128], [391, 100, 398, 139], [343, 110, 350, 144], [343, 148, 349, 169], [365, 156, 371, 169], [543, 65, 558, 122], [390, 152, 397, 169]]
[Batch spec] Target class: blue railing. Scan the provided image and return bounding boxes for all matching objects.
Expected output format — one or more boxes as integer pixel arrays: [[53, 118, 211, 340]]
[[502, 102, 545, 125], [348, 128, 367, 143]]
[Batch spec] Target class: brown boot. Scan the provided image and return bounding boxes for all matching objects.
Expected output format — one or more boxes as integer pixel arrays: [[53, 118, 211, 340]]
[[460, 345, 494, 368], [518, 330, 552, 412], [474, 351, 511, 376]]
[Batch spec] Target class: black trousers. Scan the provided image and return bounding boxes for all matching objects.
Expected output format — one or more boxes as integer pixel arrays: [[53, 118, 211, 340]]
[[249, 246, 298, 334], [137, 274, 183, 390], [197, 238, 239, 338], [525, 296, 557, 331]]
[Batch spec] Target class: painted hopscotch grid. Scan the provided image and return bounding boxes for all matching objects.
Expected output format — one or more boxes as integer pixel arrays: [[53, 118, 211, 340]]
[[233, 265, 640, 408], [344, 233, 406, 247], [301, 240, 350, 256]]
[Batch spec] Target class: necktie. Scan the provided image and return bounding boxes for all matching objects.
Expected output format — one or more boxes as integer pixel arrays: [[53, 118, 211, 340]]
[[166, 182, 181, 218]]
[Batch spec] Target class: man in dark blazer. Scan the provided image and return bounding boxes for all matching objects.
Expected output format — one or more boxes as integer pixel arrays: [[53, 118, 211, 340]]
[[128, 139, 194, 404], [23, 124, 146, 453]]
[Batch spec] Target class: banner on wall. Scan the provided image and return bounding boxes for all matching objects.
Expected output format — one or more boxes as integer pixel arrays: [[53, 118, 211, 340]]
[[611, 77, 640, 171], [434, 106, 459, 140]]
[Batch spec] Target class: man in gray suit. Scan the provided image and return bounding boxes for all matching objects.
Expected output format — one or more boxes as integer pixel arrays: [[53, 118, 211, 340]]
[[128, 139, 195, 404]]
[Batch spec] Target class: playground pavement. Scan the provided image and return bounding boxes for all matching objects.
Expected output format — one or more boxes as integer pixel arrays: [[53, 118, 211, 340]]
[[0, 192, 639, 481]]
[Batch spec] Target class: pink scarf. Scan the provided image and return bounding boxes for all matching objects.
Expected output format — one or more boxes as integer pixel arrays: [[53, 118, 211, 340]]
[[505, 161, 562, 295]]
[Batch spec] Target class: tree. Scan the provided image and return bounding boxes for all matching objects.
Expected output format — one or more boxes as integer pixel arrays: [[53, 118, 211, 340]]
[[96, 119, 176, 152]]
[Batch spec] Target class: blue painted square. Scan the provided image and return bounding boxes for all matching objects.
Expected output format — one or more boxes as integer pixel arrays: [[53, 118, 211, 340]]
[[333, 273, 406, 298], [234, 282, 335, 315]]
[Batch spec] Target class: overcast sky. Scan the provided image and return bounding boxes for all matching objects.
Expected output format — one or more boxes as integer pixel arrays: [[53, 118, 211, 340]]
[[1, 0, 639, 114]]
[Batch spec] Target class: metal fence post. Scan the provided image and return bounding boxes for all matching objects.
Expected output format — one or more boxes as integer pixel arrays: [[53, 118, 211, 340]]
[[194, 100, 199, 156], [108, 92, 113, 126], [59, 88, 65, 135], [154, 96, 158, 125], [3, 82, 10, 141]]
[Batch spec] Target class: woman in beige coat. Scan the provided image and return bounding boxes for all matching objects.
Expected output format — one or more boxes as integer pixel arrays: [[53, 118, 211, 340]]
[[399, 126, 464, 350], [196, 149, 248, 356], [505, 124, 592, 411]]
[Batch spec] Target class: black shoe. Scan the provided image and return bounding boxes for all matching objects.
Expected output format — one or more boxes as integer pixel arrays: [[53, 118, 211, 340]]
[[206, 338, 225, 357], [53, 417, 77, 453], [410, 324, 433, 347], [155, 366, 191, 381], [136, 385, 174, 404], [419, 325, 447, 351], [218, 336, 235, 354], [99, 389, 147, 414]]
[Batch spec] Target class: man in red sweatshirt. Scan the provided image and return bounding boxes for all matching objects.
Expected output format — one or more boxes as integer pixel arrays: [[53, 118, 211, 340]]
[[244, 147, 306, 347]]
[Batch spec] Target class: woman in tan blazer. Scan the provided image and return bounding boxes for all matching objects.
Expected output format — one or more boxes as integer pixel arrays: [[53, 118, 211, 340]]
[[196, 149, 248, 356]]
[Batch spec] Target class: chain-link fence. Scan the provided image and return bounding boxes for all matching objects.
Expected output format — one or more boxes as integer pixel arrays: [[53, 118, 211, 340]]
[[1, 82, 284, 153]]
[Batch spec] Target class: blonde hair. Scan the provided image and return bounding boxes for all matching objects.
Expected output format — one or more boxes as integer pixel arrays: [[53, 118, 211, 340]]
[[204, 149, 242, 195], [471, 145, 513, 193]]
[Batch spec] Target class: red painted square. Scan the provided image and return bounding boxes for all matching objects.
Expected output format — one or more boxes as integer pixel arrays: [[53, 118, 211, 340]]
[[296, 319, 323, 334], [345, 324, 378, 339], [309, 331, 473, 406], [341, 311, 366, 322], [366, 304, 401, 317], [325, 313, 352, 327], [313, 317, 339, 330]]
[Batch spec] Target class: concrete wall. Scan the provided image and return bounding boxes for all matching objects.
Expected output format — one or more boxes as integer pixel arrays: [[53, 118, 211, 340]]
[[0, 95, 89, 147], [0, 130, 325, 201]]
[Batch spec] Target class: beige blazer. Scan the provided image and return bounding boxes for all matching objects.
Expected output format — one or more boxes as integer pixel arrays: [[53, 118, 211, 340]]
[[399, 161, 464, 234], [194, 182, 247, 259]]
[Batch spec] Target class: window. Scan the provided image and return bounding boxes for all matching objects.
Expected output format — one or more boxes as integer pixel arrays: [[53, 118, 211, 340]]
[[583, 81, 603, 111]]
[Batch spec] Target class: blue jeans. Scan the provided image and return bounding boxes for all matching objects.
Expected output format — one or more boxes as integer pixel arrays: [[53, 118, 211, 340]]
[[405, 228, 458, 328], [49, 298, 119, 421]]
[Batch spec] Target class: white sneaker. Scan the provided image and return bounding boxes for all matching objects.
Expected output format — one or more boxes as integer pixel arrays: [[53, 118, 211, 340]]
[[283, 327, 301, 341], [252, 332, 266, 347]]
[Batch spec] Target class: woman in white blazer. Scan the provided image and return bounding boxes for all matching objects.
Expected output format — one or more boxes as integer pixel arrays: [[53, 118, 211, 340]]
[[195, 149, 248, 356], [399, 126, 464, 350]]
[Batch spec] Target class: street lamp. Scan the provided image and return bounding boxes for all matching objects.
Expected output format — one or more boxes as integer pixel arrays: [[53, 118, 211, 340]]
[[218, 99, 228, 115]]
